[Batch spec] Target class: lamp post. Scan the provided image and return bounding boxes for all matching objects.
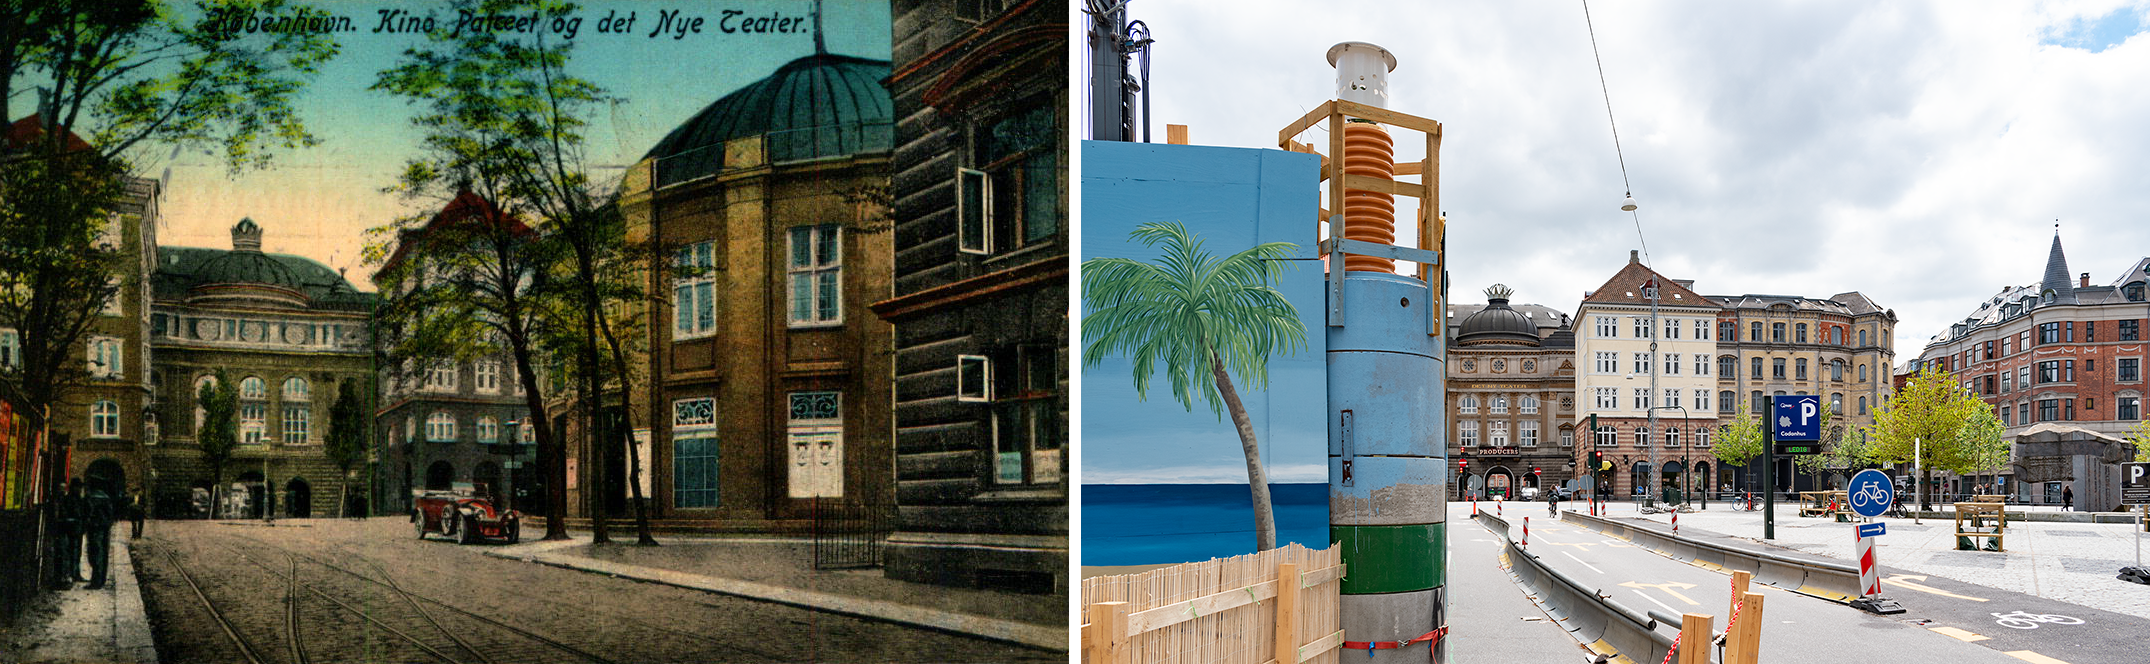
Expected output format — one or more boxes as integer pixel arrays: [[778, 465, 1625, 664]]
[[503, 419, 521, 511]]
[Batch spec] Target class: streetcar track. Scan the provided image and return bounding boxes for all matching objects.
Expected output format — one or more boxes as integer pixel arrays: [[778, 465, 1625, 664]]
[[221, 545, 465, 664], [355, 553, 499, 664], [285, 556, 309, 664], [157, 545, 270, 664]]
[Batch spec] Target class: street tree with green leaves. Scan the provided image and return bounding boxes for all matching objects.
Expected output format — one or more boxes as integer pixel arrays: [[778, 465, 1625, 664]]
[[1081, 221, 1305, 551], [371, 0, 653, 545], [324, 379, 368, 517], [2129, 419, 2150, 463], [196, 370, 237, 517], [1870, 365, 2002, 510], [0, 0, 339, 434], [1713, 404, 1765, 484]]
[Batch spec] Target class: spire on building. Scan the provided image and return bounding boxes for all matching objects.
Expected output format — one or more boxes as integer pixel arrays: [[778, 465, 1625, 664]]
[[2040, 223, 2076, 306]]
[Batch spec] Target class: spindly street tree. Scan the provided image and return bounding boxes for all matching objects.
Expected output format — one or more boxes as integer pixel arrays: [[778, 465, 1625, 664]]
[[196, 370, 237, 517], [2130, 419, 2150, 463], [1081, 221, 1305, 551], [324, 379, 368, 517], [0, 0, 338, 434], [1870, 365, 2000, 510], [1713, 404, 1764, 489], [372, 0, 653, 545]]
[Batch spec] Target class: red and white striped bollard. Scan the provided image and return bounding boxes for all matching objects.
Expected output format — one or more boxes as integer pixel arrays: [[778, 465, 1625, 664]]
[[1857, 528, 1880, 597], [1523, 516, 1529, 546]]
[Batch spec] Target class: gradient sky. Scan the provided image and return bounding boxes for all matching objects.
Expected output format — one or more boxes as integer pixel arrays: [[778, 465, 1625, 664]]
[[1098, 1, 2150, 366], [8, 0, 890, 288]]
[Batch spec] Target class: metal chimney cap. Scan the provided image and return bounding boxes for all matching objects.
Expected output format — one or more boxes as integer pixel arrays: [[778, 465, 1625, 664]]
[[1327, 42, 1398, 71]]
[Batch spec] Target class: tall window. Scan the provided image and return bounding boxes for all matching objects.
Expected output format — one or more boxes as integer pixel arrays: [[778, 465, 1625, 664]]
[[1634, 426, 1651, 447], [1595, 426, 1616, 447], [1795, 358, 1808, 380], [1696, 319, 1711, 339], [1596, 317, 1618, 338], [1521, 421, 1540, 446], [1663, 353, 1679, 375], [1772, 323, 1786, 343], [975, 102, 1059, 252], [1718, 390, 1735, 412], [240, 403, 266, 443], [1831, 360, 1844, 381], [2038, 360, 2060, 384], [88, 337, 122, 378], [1457, 420, 1479, 446], [1832, 327, 1843, 345], [1633, 388, 1651, 410], [2039, 322, 2061, 344], [1720, 356, 1736, 377], [1859, 329, 1869, 346], [1633, 352, 1651, 375], [1634, 318, 1652, 338], [1458, 395, 1479, 414], [787, 225, 842, 326], [2123, 320, 2141, 341], [1665, 388, 1681, 409], [1796, 323, 1808, 343], [426, 411, 457, 442], [0, 328, 17, 368], [1752, 357, 1764, 379], [674, 240, 717, 338], [476, 417, 499, 443], [1594, 388, 1617, 409], [1664, 427, 1681, 448], [674, 396, 721, 508], [1664, 319, 1681, 339], [1595, 352, 1618, 373], [1773, 358, 1787, 379], [90, 400, 119, 438], [1696, 354, 1710, 376], [2121, 358, 2141, 382], [1859, 363, 1869, 382], [282, 377, 308, 401], [2038, 399, 2058, 422], [1560, 427, 1574, 447], [475, 359, 502, 393], [991, 347, 1061, 485], [2121, 397, 2140, 420], [282, 405, 309, 445], [1718, 321, 1733, 341]]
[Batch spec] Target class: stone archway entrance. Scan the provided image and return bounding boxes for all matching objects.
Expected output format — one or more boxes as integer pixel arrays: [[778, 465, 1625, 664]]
[[425, 461, 455, 491], [285, 478, 311, 518], [85, 458, 126, 499], [1486, 468, 1512, 499]]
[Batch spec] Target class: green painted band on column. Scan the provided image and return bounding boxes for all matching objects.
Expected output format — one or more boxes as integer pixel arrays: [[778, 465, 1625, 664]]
[[1332, 522, 1445, 594]]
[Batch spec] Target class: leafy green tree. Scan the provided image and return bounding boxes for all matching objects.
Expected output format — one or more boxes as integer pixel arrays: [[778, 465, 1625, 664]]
[[2129, 419, 2150, 463], [0, 0, 337, 435], [371, 0, 653, 545], [196, 370, 237, 517], [1870, 365, 1996, 510], [324, 379, 368, 516], [1713, 404, 1765, 482], [1081, 221, 1305, 551]]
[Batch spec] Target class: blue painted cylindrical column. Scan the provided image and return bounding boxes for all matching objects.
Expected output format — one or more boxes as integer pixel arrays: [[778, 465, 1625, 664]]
[[1329, 270, 1445, 663]]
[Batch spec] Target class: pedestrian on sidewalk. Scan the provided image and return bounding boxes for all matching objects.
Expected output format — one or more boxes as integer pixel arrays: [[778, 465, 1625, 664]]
[[2063, 485, 2074, 511], [128, 490, 145, 539], [83, 483, 115, 589]]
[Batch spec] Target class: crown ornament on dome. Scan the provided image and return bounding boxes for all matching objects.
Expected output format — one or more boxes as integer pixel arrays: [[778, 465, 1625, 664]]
[[1483, 283, 1514, 301]]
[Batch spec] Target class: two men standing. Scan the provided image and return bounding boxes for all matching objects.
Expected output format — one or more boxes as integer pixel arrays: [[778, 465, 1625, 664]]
[[49, 477, 121, 590]]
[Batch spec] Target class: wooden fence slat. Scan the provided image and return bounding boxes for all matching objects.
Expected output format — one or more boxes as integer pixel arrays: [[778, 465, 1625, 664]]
[[1081, 544, 1344, 664], [1299, 564, 1345, 588], [1297, 629, 1346, 663], [1335, 99, 1442, 134], [1278, 100, 1339, 146]]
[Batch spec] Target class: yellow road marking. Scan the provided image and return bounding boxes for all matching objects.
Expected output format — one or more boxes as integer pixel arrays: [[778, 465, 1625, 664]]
[[1929, 626, 1989, 642], [1617, 581, 1700, 605], [2004, 651, 2071, 664], [1883, 574, 1989, 602]]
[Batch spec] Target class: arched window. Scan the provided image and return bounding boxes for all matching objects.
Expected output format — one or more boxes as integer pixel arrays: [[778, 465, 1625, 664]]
[[1831, 327, 1843, 345], [1858, 396, 1869, 415], [426, 411, 457, 442], [477, 417, 499, 443], [1859, 364, 1869, 382], [1458, 395, 1479, 414], [1489, 395, 1508, 414], [90, 400, 119, 438], [1718, 390, 1735, 412], [1519, 396, 1539, 414], [1831, 359, 1844, 381], [1859, 329, 1869, 346], [1595, 426, 1616, 447], [239, 376, 266, 400], [1831, 393, 1844, 414], [282, 377, 309, 401]]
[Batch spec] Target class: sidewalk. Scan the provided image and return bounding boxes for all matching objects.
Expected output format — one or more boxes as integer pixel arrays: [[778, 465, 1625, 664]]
[[486, 534, 1066, 652], [0, 528, 157, 664]]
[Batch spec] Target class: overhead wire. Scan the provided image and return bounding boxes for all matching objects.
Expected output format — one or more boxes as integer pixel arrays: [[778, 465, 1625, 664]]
[[1581, 0, 1652, 267]]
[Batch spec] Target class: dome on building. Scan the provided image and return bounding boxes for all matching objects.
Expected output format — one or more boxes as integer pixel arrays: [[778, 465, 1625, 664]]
[[194, 218, 300, 291], [1457, 284, 1541, 347], [643, 53, 894, 176]]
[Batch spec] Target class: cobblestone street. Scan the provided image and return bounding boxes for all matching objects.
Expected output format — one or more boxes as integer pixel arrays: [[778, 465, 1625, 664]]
[[132, 518, 1056, 663]]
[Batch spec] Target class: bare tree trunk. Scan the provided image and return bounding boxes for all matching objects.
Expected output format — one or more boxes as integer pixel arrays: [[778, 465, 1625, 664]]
[[1209, 349, 1276, 551], [595, 310, 657, 545]]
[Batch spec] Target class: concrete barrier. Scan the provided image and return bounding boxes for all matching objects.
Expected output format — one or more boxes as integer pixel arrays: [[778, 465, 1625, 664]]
[[1561, 511, 1864, 603], [1473, 511, 1673, 663]]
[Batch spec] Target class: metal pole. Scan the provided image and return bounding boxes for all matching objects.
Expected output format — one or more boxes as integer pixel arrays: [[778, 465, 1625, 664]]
[[1647, 285, 1659, 508], [1915, 437, 1922, 521], [1763, 405, 1776, 540]]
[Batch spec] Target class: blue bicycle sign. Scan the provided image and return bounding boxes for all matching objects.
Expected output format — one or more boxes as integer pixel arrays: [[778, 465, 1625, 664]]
[[1847, 469, 1894, 518]]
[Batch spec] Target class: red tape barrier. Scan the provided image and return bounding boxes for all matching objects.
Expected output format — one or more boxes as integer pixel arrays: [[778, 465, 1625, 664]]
[[1343, 625, 1447, 659]]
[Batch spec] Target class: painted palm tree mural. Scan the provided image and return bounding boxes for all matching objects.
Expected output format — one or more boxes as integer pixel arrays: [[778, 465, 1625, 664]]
[[1081, 221, 1307, 551]]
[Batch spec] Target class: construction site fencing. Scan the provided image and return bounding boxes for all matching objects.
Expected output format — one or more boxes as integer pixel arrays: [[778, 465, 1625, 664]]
[[1081, 542, 1343, 664]]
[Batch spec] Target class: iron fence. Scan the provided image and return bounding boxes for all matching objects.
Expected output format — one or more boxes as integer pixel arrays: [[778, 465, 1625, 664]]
[[811, 501, 893, 570]]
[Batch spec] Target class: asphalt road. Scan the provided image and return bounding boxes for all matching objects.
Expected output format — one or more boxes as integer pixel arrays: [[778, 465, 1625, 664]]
[[132, 518, 1054, 663], [1517, 515, 2038, 664], [1594, 514, 2149, 664]]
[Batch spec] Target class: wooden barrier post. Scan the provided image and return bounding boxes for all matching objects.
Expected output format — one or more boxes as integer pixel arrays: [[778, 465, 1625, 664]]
[[1729, 570, 1751, 621], [1679, 613, 1714, 664], [1275, 562, 1300, 663], [1731, 592, 1764, 664], [1086, 602, 1129, 664]]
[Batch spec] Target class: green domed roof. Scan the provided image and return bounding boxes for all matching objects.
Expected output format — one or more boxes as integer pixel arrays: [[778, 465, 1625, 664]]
[[194, 250, 301, 290], [644, 53, 893, 166]]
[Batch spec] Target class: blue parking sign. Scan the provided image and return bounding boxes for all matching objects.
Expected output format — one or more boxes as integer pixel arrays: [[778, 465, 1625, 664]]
[[1772, 395, 1822, 441]]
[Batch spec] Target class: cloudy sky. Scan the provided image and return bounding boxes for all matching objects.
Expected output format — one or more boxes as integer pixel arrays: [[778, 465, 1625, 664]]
[[5, 0, 888, 286], [1095, 0, 2150, 365]]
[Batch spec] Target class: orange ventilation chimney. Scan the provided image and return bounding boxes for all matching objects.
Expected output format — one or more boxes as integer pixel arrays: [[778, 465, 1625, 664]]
[[1330, 42, 1399, 274]]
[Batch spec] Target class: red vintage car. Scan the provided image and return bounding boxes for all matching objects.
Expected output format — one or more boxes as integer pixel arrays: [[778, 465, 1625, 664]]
[[413, 490, 521, 544]]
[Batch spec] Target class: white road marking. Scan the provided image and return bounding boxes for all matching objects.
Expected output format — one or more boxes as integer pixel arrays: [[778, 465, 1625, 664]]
[[1563, 551, 1604, 574], [1631, 589, 1681, 615]]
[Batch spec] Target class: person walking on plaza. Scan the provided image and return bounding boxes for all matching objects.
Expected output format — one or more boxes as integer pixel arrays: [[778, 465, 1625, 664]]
[[2063, 485, 2075, 511], [128, 490, 146, 539], [83, 483, 116, 589], [54, 479, 86, 586]]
